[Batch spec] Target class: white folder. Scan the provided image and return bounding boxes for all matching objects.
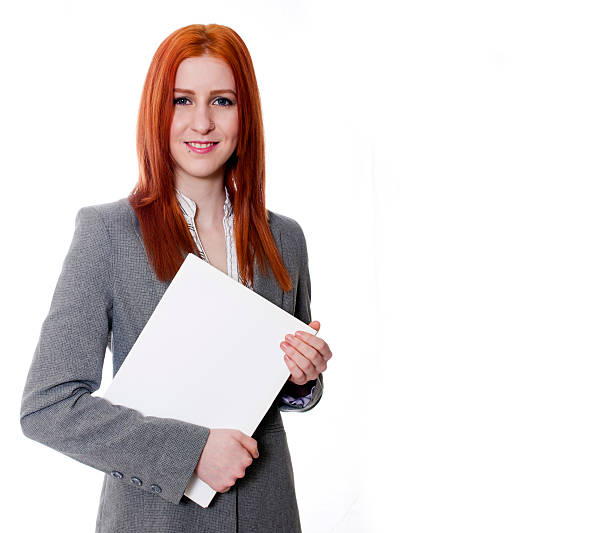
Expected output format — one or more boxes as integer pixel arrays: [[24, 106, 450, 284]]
[[102, 253, 316, 508]]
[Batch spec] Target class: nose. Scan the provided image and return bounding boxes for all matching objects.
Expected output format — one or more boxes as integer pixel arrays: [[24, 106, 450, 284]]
[[190, 103, 215, 134]]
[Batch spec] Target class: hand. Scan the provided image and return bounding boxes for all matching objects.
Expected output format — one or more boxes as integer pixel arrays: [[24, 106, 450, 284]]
[[280, 320, 333, 386], [195, 428, 259, 493]]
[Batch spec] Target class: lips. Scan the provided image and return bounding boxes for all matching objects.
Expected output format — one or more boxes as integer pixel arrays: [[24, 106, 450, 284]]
[[184, 141, 219, 154], [185, 141, 218, 146]]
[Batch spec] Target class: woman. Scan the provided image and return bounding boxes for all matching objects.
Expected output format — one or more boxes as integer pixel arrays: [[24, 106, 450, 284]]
[[20, 24, 332, 532]]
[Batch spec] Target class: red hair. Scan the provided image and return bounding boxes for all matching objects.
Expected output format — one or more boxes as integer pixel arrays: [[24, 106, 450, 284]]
[[128, 23, 292, 291]]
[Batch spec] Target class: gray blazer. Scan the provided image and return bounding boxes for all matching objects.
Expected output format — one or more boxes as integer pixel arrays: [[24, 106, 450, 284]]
[[20, 197, 324, 533]]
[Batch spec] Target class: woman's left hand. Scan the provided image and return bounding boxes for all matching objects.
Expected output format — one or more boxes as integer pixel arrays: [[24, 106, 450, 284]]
[[280, 320, 332, 385]]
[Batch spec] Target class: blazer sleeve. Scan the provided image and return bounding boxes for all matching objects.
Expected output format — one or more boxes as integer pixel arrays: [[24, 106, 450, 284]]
[[19, 206, 210, 506], [277, 218, 324, 413]]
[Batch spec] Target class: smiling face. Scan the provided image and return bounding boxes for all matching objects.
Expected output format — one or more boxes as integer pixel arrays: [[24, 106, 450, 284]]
[[169, 54, 239, 185]]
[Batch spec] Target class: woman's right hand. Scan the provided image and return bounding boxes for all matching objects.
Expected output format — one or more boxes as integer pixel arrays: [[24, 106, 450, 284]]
[[195, 428, 259, 493]]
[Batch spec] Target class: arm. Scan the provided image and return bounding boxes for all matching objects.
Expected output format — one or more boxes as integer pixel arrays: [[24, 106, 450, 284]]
[[20, 206, 210, 505], [277, 219, 324, 413]]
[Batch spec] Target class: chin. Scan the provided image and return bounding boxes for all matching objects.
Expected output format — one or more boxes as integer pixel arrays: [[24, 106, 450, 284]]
[[186, 166, 224, 179]]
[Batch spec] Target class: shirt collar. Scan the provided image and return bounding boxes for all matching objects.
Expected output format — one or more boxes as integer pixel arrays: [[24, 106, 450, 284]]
[[174, 185, 233, 220]]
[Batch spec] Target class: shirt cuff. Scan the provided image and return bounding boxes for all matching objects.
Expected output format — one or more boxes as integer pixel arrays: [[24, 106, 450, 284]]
[[280, 382, 316, 408]]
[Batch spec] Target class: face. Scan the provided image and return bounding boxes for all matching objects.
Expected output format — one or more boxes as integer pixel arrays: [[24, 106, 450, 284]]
[[169, 54, 239, 184]]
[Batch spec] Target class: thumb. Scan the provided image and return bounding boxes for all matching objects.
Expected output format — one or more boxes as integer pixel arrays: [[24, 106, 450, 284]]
[[309, 320, 320, 331]]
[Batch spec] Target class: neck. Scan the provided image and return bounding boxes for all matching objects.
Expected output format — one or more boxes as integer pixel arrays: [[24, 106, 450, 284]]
[[174, 173, 226, 229]]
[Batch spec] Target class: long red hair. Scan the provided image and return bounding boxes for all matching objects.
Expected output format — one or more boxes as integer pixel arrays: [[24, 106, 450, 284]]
[[128, 23, 292, 291]]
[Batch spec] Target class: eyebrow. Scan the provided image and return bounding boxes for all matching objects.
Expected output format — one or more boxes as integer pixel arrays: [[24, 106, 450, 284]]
[[174, 88, 236, 96]]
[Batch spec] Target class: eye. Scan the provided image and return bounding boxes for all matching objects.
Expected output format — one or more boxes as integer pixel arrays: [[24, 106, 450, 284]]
[[214, 96, 234, 107], [173, 96, 191, 105]]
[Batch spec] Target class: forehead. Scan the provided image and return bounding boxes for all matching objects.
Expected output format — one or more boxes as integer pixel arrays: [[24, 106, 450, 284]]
[[174, 55, 236, 91]]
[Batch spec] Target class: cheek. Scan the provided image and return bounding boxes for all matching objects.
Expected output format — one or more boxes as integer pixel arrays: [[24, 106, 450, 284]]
[[228, 122, 239, 149], [219, 111, 239, 144], [169, 129, 178, 155], [169, 114, 188, 142], [169, 119, 186, 156], [169, 121, 179, 142]]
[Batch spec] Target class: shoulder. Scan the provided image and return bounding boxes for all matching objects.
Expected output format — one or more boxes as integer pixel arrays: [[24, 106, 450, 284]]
[[267, 209, 311, 271], [267, 209, 308, 251], [79, 197, 133, 224], [73, 197, 136, 236], [66, 198, 140, 264]]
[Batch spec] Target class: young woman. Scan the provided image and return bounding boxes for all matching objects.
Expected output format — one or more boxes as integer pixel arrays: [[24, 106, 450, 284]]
[[20, 24, 332, 532]]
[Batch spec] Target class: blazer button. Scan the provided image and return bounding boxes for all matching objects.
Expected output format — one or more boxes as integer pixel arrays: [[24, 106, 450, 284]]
[[111, 471, 123, 479], [151, 484, 162, 494], [130, 477, 143, 486]]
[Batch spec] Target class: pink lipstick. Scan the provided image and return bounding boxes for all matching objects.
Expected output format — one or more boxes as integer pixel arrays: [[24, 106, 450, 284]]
[[185, 141, 219, 154]]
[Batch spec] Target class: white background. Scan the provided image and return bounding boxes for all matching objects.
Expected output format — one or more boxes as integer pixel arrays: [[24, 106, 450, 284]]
[[2, 1, 611, 531]]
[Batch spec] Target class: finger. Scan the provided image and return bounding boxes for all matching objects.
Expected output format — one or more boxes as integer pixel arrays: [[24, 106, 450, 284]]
[[308, 320, 320, 331], [294, 331, 332, 362], [283, 351, 308, 384], [281, 340, 319, 378], [239, 433, 259, 459], [284, 334, 327, 373]]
